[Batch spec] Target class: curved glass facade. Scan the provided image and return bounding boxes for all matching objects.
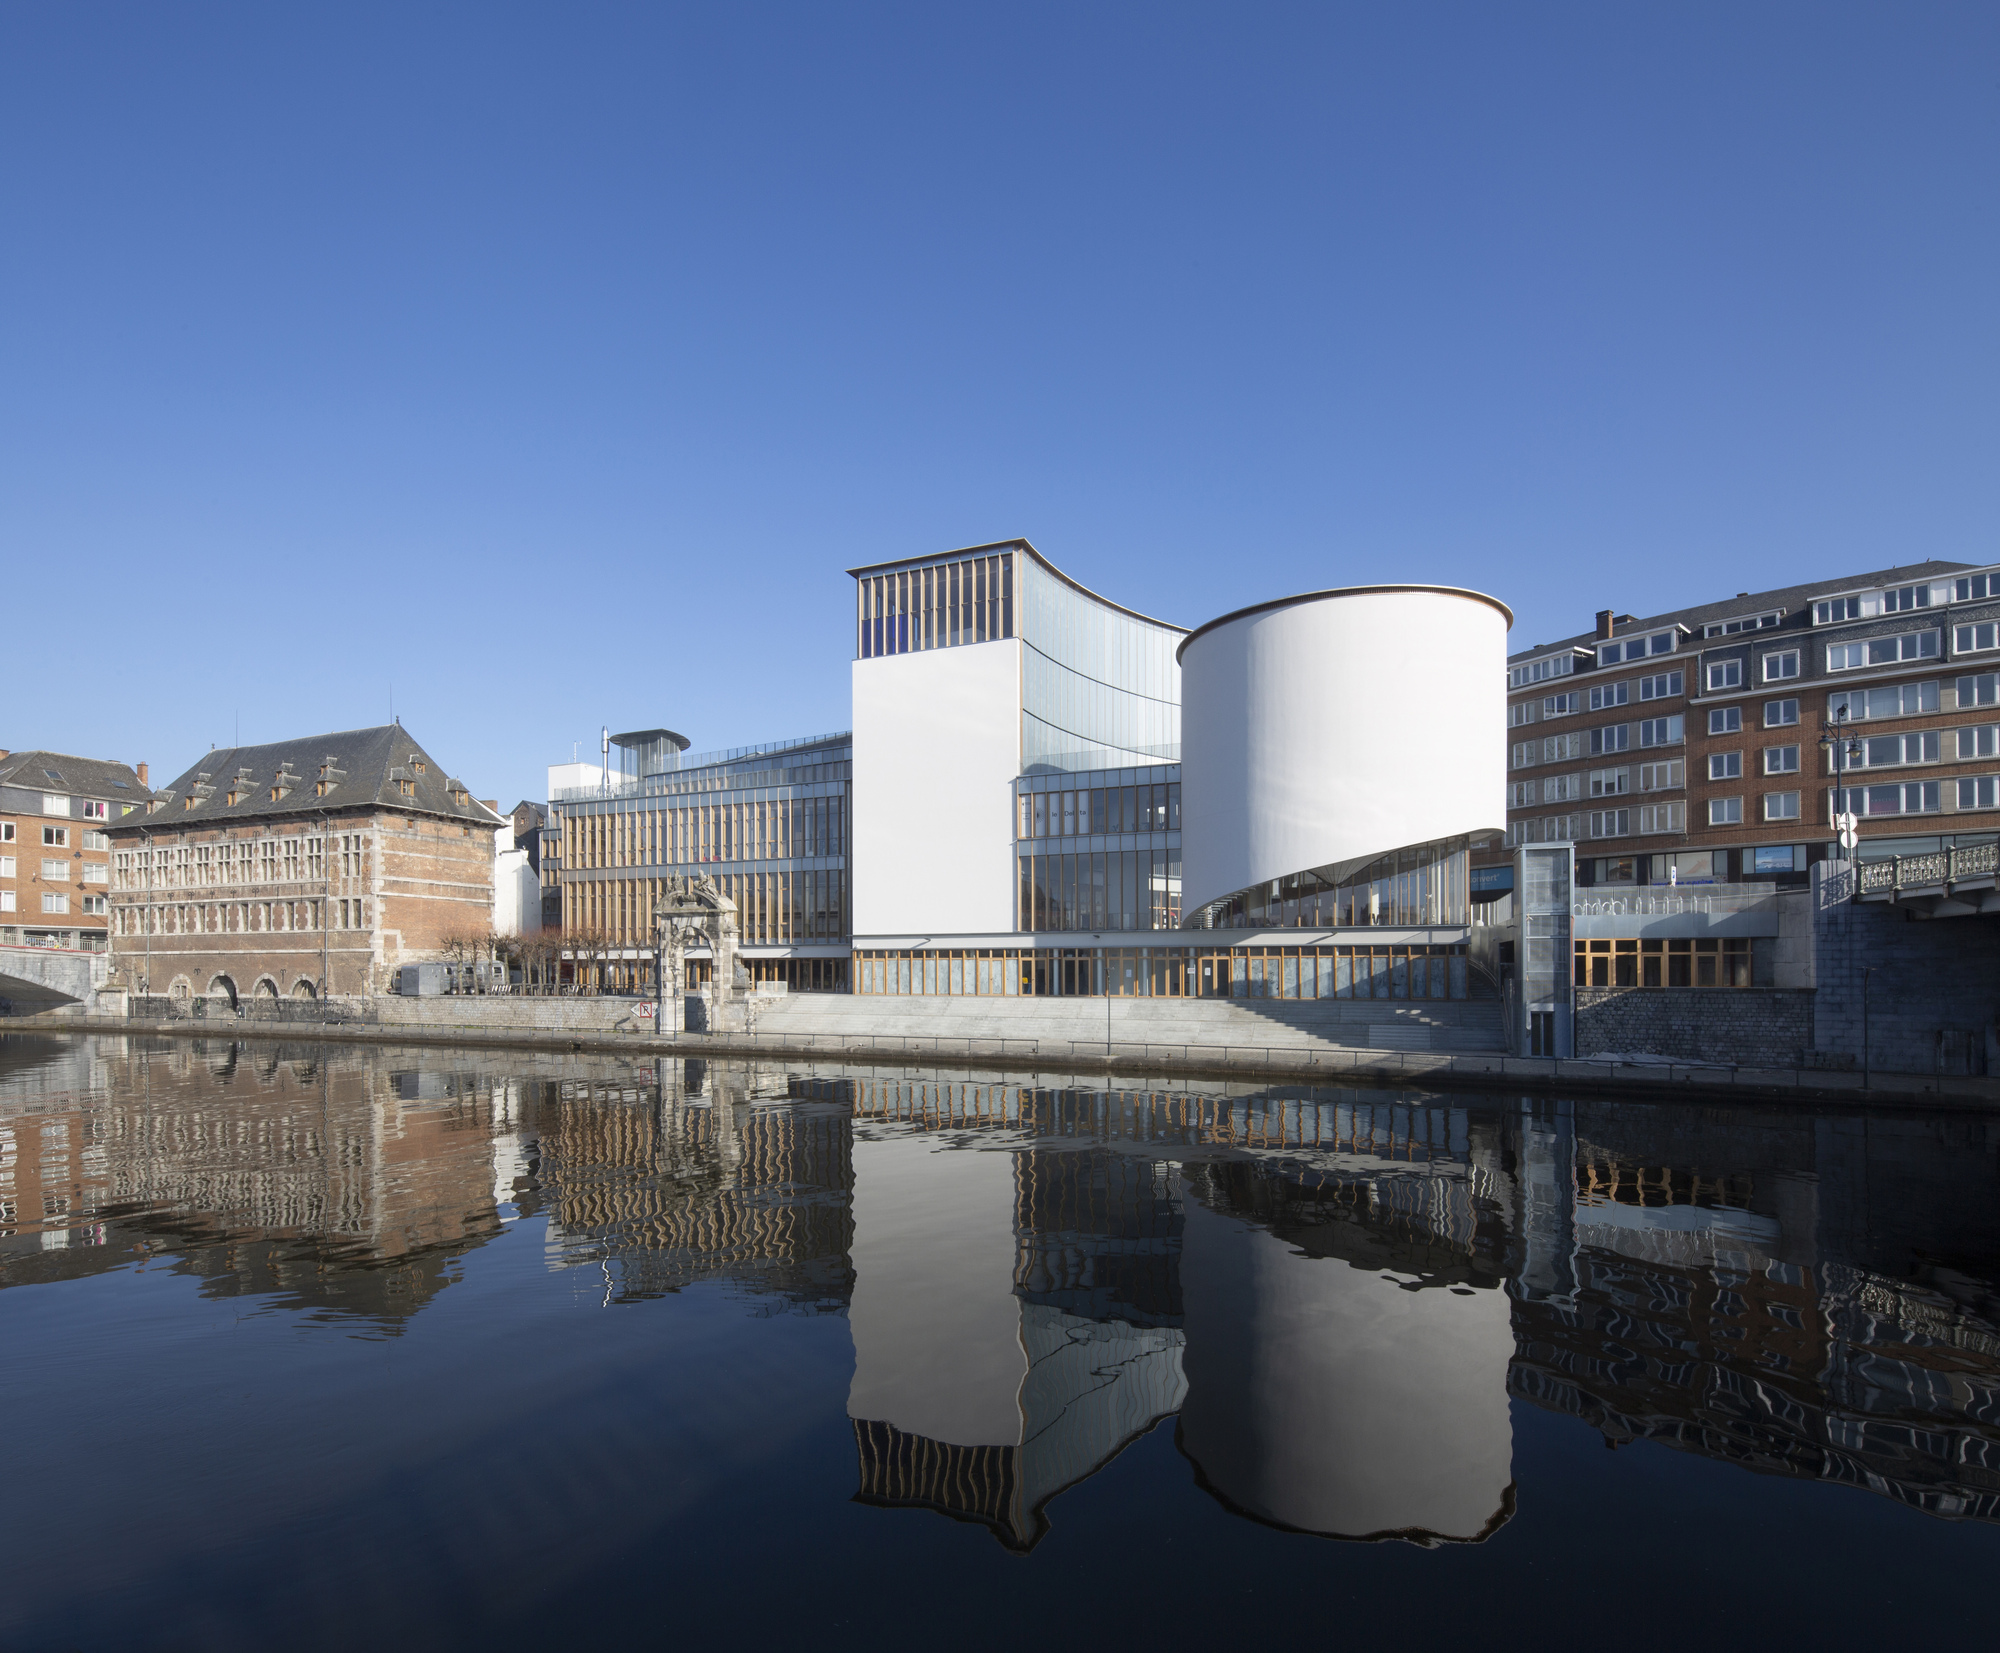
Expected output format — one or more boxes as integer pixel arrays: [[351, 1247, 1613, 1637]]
[[1020, 556, 1183, 772], [1188, 836, 1473, 931]]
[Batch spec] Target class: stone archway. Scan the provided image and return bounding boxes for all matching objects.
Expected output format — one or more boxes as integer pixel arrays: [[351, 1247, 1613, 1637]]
[[290, 979, 317, 1000], [253, 977, 279, 1000], [208, 975, 239, 1009]]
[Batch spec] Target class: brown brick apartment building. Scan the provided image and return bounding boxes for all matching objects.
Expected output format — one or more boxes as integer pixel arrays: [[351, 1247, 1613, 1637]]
[[1488, 558, 2000, 890], [0, 750, 153, 952], [105, 724, 504, 1004]]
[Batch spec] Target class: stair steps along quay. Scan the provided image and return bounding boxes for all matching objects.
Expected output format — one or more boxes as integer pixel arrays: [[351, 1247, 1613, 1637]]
[[13, 1006, 1999, 1111]]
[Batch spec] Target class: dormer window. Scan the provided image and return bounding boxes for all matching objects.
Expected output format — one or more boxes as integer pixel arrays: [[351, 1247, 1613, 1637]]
[[315, 756, 347, 798], [408, 754, 427, 777]]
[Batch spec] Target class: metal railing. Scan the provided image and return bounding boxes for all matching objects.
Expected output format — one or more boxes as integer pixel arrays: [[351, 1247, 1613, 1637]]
[[1857, 840, 1999, 896]]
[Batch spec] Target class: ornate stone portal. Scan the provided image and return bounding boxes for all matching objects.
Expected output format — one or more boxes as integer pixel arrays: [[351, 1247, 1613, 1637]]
[[653, 875, 752, 1033]]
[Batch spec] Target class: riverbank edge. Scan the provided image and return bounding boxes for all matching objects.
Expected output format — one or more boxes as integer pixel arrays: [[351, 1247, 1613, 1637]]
[[9, 1012, 1998, 1112]]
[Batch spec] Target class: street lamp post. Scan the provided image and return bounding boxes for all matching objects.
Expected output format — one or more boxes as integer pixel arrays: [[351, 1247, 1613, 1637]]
[[1819, 705, 1861, 892]]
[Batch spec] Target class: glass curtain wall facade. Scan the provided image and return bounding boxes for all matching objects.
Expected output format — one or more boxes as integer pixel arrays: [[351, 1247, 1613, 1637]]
[[856, 548, 1016, 658], [850, 539, 1185, 774], [855, 942, 1478, 1000], [1019, 553, 1183, 774], [551, 734, 851, 983], [1189, 838, 1473, 931], [1014, 767, 1183, 931]]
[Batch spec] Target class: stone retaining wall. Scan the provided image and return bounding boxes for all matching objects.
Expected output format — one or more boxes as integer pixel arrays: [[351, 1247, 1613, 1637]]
[[1575, 986, 1814, 1067]]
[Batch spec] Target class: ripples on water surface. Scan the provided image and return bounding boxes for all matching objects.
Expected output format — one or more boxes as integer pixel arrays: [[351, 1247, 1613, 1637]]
[[1, 1032, 1997, 1651]]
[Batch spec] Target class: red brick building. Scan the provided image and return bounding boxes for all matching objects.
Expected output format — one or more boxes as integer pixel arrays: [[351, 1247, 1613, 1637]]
[[106, 724, 503, 1004]]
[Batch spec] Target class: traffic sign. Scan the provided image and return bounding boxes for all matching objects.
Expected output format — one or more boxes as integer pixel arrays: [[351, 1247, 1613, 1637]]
[[635, 1001, 654, 1019], [1836, 812, 1858, 851]]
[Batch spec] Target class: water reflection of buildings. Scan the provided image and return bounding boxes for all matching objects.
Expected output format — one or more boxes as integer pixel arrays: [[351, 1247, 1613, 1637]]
[[532, 1062, 853, 1309], [10, 1034, 1999, 1541], [1507, 1102, 2000, 1522], [0, 1033, 511, 1325], [844, 1079, 1517, 1549]]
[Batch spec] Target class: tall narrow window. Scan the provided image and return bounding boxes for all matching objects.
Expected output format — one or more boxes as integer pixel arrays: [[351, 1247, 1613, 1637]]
[[1001, 552, 1014, 638], [974, 558, 987, 642]]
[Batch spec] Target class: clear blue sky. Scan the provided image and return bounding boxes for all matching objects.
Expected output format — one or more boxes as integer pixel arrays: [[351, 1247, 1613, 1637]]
[[4, 3, 1994, 808]]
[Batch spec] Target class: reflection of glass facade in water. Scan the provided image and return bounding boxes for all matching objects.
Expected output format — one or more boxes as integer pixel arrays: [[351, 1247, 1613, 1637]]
[[535, 1068, 854, 1309]]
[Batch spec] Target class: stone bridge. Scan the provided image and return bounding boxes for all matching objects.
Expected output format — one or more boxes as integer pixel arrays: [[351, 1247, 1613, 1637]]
[[0, 944, 111, 1015]]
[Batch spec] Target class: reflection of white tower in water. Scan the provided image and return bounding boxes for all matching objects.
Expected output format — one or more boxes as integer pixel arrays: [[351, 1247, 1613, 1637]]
[[844, 1130, 1185, 1550], [1176, 1187, 1515, 1544]]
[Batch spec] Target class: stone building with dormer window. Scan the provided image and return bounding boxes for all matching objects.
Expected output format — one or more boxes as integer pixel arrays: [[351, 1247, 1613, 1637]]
[[104, 724, 503, 1006]]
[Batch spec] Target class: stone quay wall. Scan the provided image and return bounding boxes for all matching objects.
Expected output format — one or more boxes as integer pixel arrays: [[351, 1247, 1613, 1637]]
[[1813, 864, 2000, 1076], [1574, 986, 1814, 1068]]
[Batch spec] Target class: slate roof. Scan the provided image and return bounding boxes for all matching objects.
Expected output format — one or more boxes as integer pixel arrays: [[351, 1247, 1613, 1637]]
[[1508, 558, 1978, 663], [118, 724, 504, 832], [0, 749, 153, 809]]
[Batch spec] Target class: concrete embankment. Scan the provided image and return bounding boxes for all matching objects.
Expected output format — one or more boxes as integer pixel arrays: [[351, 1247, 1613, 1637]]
[[8, 1008, 1997, 1112]]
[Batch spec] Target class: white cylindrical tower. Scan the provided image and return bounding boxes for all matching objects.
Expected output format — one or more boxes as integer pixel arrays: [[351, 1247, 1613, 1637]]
[[1178, 585, 1511, 917]]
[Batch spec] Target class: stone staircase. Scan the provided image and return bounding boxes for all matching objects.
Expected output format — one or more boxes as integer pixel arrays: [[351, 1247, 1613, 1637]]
[[750, 992, 1504, 1056]]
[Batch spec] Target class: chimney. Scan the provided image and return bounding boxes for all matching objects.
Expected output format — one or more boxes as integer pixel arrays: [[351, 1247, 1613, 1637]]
[[137, 762, 149, 787], [0, 749, 9, 761], [480, 799, 498, 813], [1595, 609, 1616, 640]]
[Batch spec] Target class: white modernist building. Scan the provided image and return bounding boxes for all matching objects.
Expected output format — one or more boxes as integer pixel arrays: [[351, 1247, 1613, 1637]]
[[1178, 585, 1512, 928], [543, 540, 1513, 1004], [847, 545, 1512, 1002]]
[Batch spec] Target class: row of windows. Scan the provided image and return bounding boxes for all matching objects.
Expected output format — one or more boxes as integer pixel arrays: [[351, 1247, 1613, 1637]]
[[856, 552, 1015, 658], [1706, 651, 1799, 689], [1532, 771, 2000, 841], [0, 856, 109, 883], [1708, 699, 1798, 732], [566, 870, 848, 946], [1828, 779, 2000, 817], [1596, 629, 1680, 667], [562, 795, 846, 870], [1517, 681, 2000, 771], [1510, 760, 1684, 807], [0, 824, 109, 850], [25, 794, 116, 820], [1509, 805, 1684, 845], [113, 836, 349, 891], [1016, 782, 1180, 839], [1576, 937, 1760, 989], [1513, 717, 1684, 767], [0, 892, 104, 915], [114, 899, 363, 935], [1017, 850, 1182, 932], [854, 944, 1474, 1001], [1197, 846, 1469, 931], [1701, 610, 1783, 637]]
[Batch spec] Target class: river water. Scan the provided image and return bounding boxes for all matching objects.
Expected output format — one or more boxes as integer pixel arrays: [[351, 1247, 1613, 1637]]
[[1, 1032, 1996, 1650]]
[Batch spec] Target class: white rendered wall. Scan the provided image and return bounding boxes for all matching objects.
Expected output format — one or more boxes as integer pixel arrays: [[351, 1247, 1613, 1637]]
[[491, 846, 539, 937], [545, 761, 605, 798], [851, 640, 1022, 938], [1180, 589, 1508, 914]]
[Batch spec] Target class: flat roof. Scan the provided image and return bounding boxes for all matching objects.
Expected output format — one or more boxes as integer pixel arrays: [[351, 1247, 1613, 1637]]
[[610, 729, 691, 751], [1175, 584, 1515, 663], [847, 537, 1189, 635]]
